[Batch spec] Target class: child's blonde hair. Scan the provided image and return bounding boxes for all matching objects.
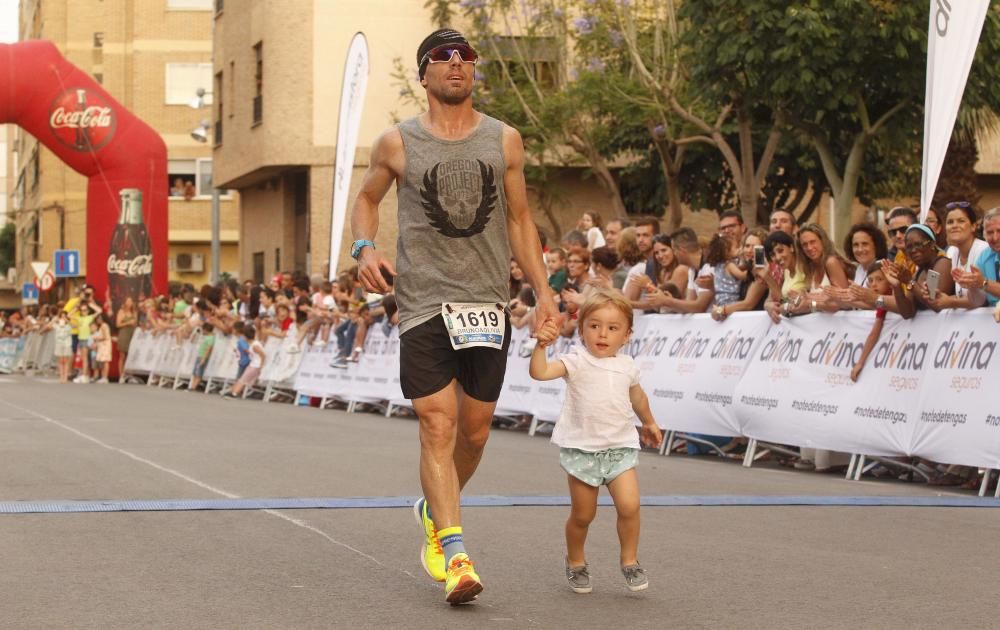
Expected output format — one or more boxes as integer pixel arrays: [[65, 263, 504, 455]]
[[577, 288, 634, 333]]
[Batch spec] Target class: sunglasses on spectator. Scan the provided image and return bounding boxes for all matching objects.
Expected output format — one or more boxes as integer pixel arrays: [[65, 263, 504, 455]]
[[904, 239, 933, 252], [945, 201, 972, 210], [887, 226, 910, 236], [421, 44, 479, 66]]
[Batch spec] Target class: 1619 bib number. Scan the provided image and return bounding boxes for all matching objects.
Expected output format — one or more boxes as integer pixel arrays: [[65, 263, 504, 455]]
[[442, 302, 506, 351]]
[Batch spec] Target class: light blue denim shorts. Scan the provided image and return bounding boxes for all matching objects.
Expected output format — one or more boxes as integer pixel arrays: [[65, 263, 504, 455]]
[[559, 447, 639, 487]]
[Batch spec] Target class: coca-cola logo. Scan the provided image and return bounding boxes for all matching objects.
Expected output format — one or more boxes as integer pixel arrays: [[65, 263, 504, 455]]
[[107, 254, 153, 277], [49, 88, 117, 152]]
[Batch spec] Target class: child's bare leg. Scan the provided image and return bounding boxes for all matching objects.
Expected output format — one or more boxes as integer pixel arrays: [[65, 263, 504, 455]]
[[566, 474, 599, 566], [607, 468, 641, 566]]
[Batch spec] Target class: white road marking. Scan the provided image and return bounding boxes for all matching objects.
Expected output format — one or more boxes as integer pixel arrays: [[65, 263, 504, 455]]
[[0, 397, 388, 569]]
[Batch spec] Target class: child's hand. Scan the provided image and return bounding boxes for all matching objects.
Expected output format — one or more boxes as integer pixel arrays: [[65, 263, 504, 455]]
[[850, 363, 862, 382], [534, 320, 559, 347], [639, 424, 663, 449]]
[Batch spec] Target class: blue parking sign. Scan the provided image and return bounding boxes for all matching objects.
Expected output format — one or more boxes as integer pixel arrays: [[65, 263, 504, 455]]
[[22, 283, 39, 302], [54, 249, 81, 277]]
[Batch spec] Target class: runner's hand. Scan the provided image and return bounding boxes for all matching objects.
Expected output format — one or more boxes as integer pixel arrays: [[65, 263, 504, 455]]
[[357, 249, 395, 293], [532, 288, 562, 338]]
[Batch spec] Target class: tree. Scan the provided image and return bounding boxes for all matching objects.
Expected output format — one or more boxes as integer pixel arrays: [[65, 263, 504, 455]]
[[0, 221, 14, 275]]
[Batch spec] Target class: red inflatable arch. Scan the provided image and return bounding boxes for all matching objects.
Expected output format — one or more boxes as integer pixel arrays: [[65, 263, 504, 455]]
[[0, 40, 168, 315]]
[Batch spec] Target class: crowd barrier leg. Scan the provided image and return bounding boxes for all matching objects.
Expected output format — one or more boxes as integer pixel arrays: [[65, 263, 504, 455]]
[[385, 403, 394, 418], [659, 431, 675, 456], [853, 455, 866, 481], [978, 470, 991, 498], [527, 416, 538, 437], [846, 454, 858, 480], [742, 439, 758, 468]]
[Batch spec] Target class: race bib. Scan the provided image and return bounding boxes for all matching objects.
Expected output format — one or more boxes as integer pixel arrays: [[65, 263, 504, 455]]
[[442, 302, 506, 351]]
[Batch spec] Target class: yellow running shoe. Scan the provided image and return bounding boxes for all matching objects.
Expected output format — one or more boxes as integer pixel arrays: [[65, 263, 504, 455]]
[[444, 553, 483, 605], [413, 498, 446, 582]]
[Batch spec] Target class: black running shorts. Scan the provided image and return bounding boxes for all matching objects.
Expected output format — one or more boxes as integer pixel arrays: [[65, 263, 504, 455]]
[[399, 314, 511, 402]]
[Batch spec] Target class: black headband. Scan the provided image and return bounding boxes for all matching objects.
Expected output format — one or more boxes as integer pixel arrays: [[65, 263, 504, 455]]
[[417, 28, 471, 79]]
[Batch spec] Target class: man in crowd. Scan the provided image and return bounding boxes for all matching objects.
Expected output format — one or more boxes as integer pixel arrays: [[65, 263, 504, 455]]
[[635, 216, 660, 283], [769, 207, 797, 236], [603, 218, 629, 249], [718, 209, 747, 255], [885, 206, 917, 266]]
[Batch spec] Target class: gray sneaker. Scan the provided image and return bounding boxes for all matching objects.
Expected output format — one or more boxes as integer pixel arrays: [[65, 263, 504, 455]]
[[566, 562, 592, 594], [621, 563, 648, 592]]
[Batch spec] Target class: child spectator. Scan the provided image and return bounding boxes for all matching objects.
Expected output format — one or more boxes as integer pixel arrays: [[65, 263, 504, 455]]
[[226, 326, 264, 399], [52, 311, 73, 383], [233, 321, 251, 381], [851, 262, 893, 381], [547, 248, 569, 292], [528, 288, 663, 594], [190, 322, 215, 392]]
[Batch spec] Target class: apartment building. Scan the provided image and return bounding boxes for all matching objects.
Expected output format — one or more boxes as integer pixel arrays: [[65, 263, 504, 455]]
[[7, 0, 240, 296]]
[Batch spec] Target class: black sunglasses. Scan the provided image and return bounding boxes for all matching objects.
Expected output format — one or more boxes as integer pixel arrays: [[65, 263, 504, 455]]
[[887, 226, 909, 236]]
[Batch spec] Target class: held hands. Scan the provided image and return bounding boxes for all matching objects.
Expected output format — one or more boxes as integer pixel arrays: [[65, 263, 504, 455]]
[[952, 265, 983, 291], [533, 318, 560, 348], [639, 423, 663, 449], [357, 249, 396, 293]]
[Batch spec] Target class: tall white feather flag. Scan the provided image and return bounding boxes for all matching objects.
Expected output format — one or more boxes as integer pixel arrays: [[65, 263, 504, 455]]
[[920, 0, 989, 221], [328, 33, 370, 280]]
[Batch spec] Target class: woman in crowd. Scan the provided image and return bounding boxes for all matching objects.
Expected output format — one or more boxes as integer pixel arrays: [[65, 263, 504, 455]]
[[798, 223, 852, 291], [886, 224, 955, 318], [583, 246, 620, 292], [843, 223, 888, 287], [923, 205, 949, 249], [577, 211, 606, 250], [564, 249, 591, 292], [712, 228, 770, 320], [116, 296, 138, 382], [651, 234, 689, 296], [618, 227, 650, 299], [92, 313, 113, 383], [936, 202, 989, 309], [509, 258, 525, 300], [758, 231, 805, 322]]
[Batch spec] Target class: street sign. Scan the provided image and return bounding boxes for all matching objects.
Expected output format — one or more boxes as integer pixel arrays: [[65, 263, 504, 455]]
[[53, 249, 82, 277], [30, 261, 50, 280], [36, 271, 56, 292], [22, 283, 39, 305]]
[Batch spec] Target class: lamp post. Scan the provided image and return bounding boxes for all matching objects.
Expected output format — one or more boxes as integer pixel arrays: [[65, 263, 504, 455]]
[[190, 112, 220, 284]]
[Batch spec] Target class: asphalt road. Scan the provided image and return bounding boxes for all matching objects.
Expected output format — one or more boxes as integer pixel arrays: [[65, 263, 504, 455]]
[[0, 375, 996, 629]]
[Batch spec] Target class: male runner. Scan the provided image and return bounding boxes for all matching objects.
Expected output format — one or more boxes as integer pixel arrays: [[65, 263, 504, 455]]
[[348, 28, 558, 605]]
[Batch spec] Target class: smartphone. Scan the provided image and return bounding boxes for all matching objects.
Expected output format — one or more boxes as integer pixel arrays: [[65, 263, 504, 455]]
[[926, 269, 940, 301], [380, 267, 394, 287], [753, 245, 767, 268]]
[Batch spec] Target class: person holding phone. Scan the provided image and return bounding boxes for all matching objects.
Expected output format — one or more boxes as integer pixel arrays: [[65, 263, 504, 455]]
[[884, 224, 954, 319]]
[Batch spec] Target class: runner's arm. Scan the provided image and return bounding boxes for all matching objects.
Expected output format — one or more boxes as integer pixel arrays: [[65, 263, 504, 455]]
[[502, 126, 559, 329], [350, 128, 403, 293]]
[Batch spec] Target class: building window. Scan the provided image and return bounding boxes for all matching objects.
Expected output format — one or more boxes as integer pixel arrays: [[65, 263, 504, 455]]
[[252, 42, 263, 125], [29, 148, 39, 191], [167, 158, 228, 198], [93, 72, 103, 84], [253, 252, 264, 283], [214, 71, 223, 145], [165, 63, 213, 105], [93, 32, 104, 48], [215, 0, 223, 14], [167, 0, 213, 10], [482, 36, 560, 90], [274, 247, 280, 272]]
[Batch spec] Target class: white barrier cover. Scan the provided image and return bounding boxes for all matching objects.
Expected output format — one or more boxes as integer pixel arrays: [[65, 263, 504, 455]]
[[293, 341, 341, 397], [351, 325, 405, 402], [0, 338, 24, 373], [911, 309, 1000, 469], [634, 312, 768, 437], [734, 311, 935, 457]]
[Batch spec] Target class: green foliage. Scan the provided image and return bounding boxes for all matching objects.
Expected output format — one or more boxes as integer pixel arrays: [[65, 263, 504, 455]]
[[0, 221, 14, 275]]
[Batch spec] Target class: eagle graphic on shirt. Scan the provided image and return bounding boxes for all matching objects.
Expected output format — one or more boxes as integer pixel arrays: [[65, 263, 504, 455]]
[[419, 159, 497, 238]]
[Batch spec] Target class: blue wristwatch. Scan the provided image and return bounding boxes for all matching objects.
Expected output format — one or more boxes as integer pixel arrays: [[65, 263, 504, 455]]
[[351, 239, 375, 260]]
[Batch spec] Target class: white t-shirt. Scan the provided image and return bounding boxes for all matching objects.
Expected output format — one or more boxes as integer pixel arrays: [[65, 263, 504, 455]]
[[552, 348, 641, 451], [624, 262, 647, 291], [586, 226, 606, 250], [249, 340, 265, 368], [947, 239, 989, 298]]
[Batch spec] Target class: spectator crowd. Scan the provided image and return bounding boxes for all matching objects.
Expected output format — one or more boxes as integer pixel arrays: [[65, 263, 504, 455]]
[[3, 202, 999, 489]]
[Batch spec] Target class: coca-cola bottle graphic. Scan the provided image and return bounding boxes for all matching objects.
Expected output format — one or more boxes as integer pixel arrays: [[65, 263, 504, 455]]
[[107, 188, 153, 318], [74, 89, 88, 150]]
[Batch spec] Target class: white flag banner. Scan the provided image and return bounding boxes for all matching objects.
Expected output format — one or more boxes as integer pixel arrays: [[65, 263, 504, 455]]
[[328, 33, 370, 279], [920, 0, 989, 221]]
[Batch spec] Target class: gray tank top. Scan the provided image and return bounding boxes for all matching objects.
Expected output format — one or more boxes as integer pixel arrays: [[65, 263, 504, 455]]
[[395, 114, 511, 334]]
